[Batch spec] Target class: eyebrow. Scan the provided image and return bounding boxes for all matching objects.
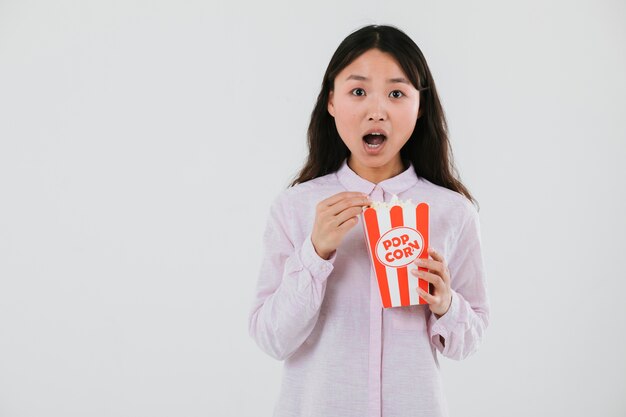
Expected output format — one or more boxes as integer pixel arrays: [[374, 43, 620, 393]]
[[345, 74, 411, 85]]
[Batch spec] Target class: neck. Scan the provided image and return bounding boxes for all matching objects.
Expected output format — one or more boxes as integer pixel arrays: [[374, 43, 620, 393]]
[[348, 155, 406, 184]]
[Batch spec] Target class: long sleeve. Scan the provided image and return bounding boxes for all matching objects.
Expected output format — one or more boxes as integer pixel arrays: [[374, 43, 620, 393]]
[[251, 162, 491, 416], [248, 193, 336, 361], [428, 202, 490, 360]]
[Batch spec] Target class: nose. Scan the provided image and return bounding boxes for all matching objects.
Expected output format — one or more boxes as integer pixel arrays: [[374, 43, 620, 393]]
[[367, 95, 387, 121]]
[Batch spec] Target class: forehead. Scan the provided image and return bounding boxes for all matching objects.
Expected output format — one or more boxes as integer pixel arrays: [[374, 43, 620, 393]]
[[336, 49, 408, 82]]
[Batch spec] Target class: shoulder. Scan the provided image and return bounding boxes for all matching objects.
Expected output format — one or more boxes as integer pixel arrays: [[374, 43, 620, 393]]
[[417, 177, 475, 208], [287, 172, 339, 195], [264, 172, 342, 242], [271, 171, 342, 208], [267, 172, 343, 224], [410, 178, 481, 258], [413, 177, 479, 228]]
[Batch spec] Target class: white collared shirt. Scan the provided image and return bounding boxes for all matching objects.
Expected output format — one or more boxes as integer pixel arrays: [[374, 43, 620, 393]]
[[249, 159, 490, 417]]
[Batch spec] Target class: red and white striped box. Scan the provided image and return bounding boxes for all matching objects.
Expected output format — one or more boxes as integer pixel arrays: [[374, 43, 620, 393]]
[[361, 196, 431, 308]]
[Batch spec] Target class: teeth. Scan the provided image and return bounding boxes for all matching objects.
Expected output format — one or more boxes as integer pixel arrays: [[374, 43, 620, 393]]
[[366, 143, 382, 148]]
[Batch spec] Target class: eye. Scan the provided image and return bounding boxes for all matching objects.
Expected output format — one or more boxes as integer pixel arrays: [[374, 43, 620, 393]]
[[351, 88, 366, 96], [390, 90, 404, 99]]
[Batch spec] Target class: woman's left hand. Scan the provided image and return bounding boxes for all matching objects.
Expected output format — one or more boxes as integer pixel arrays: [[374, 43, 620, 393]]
[[410, 247, 452, 318]]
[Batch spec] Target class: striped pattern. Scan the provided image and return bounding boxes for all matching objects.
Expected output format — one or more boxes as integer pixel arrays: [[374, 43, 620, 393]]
[[362, 203, 430, 308]]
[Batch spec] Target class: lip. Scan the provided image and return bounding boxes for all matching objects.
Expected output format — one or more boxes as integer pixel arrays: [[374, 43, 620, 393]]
[[362, 136, 386, 155], [363, 127, 389, 137]]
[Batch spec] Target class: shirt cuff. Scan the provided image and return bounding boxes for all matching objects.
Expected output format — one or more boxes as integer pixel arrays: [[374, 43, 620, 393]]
[[298, 232, 336, 279], [429, 289, 461, 341]]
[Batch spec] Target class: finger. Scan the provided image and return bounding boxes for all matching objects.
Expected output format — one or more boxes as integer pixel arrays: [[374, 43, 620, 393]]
[[410, 268, 444, 290], [320, 192, 368, 208], [416, 286, 437, 304], [413, 257, 445, 277], [327, 196, 371, 216], [334, 206, 365, 226], [428, 247, 448, 269], [337, 215, 359, 232], [427, 248, 451, 284]]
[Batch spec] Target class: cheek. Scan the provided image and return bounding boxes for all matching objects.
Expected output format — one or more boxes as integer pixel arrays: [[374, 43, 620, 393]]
[[398, 106, 419, 130], [402, 113, 418, 130], [335, 107, 361, 132]]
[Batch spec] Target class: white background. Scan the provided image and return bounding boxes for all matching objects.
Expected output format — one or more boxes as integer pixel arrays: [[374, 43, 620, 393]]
[[1, 1, 625, 416]]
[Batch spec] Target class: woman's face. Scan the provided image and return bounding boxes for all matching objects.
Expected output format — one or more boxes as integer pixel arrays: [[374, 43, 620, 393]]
[[328, 48, 421, 180]]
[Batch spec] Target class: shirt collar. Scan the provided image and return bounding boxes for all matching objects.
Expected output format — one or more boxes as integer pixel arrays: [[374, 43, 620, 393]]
[[335, 158, 419, 197]]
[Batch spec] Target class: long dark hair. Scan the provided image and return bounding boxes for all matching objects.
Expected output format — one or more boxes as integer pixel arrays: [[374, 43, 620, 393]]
[[290, 24, 478, 209]]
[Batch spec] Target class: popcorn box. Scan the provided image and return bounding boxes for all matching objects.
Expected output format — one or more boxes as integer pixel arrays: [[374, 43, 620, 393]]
[[361, 196, 431, 308]]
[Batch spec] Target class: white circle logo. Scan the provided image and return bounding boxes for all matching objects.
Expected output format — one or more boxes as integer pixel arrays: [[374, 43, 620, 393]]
[[375, 226, 425, 268]]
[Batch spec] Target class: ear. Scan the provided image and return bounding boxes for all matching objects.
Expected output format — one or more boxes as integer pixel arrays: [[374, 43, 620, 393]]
[[327, 90, 335, 117]]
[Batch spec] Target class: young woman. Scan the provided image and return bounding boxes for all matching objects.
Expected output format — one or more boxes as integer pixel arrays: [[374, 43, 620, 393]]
[[248, 24, 490, 417]]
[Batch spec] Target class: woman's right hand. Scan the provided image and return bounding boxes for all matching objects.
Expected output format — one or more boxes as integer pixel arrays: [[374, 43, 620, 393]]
[[311, 191, 372, 260]]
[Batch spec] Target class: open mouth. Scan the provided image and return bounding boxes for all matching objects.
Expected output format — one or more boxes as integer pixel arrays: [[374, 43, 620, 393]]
[[363, 133, 387, 148]]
